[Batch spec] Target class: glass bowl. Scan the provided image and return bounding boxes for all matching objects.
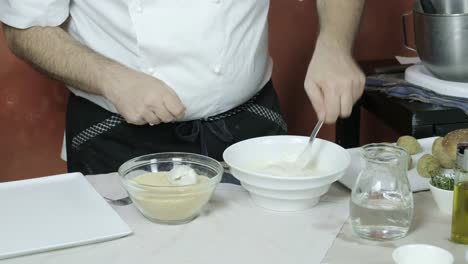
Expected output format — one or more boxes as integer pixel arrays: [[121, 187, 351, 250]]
[[118, 153, 223, 225]]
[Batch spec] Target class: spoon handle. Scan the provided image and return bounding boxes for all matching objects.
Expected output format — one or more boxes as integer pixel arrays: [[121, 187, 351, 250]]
[[308, 119, 324, 145], [295, 119, 324, 169]]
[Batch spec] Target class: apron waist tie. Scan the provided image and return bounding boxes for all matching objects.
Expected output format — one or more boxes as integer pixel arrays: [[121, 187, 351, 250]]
[[175, 119, 234, 156]]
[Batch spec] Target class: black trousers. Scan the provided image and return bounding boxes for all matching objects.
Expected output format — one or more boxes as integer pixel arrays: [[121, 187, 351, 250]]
[[66, 81, 287, 182]]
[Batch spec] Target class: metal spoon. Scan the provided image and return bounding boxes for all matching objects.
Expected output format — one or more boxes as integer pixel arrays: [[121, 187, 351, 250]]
[[103, 196, 133, 206], [295, 119, 324, 168]]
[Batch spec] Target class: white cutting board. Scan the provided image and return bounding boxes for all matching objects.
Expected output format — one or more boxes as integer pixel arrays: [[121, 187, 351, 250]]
[[340, 137, 440, 192], [0, 173, 132, 260]]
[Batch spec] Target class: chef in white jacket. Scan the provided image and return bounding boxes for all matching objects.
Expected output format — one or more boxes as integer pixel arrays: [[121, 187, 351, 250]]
[[0, 0, 365, 179]]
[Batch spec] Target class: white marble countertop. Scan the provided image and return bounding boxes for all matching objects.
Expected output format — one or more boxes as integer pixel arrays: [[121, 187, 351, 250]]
[[2, 174, 350, 264], [2, 173, 466, 264]]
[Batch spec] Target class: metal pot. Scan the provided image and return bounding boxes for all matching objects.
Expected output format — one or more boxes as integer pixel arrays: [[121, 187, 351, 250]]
[[403, 2, 468, 82], [431, 0, 468, 14]]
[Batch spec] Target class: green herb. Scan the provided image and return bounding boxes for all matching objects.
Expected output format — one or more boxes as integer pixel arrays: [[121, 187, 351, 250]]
[[430, 174, 454, 191]]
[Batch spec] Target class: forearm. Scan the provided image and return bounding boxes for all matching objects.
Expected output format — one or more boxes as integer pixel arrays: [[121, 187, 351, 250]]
[[316, 0, 365, 53], [3, 25, 121, 96]]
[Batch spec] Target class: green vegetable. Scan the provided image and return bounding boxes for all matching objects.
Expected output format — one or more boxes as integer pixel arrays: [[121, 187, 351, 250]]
[[430, 174, 454, 191]]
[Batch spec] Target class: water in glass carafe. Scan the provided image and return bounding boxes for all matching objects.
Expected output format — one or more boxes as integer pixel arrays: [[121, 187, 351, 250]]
[[350, 144, 414, 241]]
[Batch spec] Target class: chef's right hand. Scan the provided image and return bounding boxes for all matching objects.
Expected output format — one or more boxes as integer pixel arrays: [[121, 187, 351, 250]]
[[101, 66, 186, 125]]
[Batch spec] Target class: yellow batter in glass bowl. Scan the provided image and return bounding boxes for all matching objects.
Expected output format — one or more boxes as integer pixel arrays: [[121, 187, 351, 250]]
[[118, 153, 223, 225]]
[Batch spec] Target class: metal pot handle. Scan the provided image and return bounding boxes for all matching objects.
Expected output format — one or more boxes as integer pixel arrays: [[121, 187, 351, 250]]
[[402, 11, 417, 52]]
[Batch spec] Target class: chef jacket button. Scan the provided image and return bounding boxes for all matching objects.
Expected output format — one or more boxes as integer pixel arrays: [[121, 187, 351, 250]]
[[135, 5, 143, 13], [147, 67, 155, 74], [213, 65, 222, 75]]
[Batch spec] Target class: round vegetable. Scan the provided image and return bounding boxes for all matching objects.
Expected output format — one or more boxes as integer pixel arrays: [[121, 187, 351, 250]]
[[432, 137, 455, 169], [417, 154, 442, 178], [397, 136, 422, 155]]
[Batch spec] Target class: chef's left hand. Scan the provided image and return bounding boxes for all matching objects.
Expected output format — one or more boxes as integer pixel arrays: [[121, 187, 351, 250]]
[[304, 37, 365, 124]]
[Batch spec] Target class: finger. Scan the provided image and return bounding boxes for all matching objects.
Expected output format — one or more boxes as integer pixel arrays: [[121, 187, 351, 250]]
[[322, 83, 341, 124], [126, 118, 146, 125], [162, 89, 186, 120], [352, 72, 365, 102], [340, 90, 353, 118], [153, 105, 176, 123], [143, 111, 161, 125], [304, 82, 326, 121], [124, 112, 146, 125]]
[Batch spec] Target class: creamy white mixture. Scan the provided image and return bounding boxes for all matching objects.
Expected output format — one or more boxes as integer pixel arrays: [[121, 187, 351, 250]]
[[251, 151, 323, 177], [258, 161, 320, 177], [167, 165, 199, 186]]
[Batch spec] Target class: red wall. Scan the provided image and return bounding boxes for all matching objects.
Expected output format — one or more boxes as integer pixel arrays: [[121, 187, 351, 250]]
[[0, 26, 68, 181], [0, 0, 415, 181]]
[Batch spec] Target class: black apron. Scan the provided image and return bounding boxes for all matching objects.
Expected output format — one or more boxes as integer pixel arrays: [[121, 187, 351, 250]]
[[66, 80, 287, 184]]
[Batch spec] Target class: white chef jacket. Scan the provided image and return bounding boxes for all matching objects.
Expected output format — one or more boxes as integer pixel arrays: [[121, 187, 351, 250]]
[[0, 0, 273, 121]]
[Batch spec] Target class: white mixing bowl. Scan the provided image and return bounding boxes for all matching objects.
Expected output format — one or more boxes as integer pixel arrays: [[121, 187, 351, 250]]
[[223, 136, 351, 211]]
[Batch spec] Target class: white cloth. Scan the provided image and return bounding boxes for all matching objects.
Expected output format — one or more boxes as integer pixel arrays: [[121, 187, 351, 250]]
[[0, 173, 351, 264], [0, 0, 272, 121]]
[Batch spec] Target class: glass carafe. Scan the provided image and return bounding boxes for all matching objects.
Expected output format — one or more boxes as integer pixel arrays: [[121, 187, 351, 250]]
[[350, 144, 414, 241]]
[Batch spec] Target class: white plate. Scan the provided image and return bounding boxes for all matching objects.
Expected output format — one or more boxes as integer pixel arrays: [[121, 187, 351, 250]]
[[339, 137, 440, 192], [0, 173, 132, 260], [405, 64, 468, 99]]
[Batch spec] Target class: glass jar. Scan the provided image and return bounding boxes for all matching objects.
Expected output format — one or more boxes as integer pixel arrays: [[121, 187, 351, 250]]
[[350, 144, 414, 241]]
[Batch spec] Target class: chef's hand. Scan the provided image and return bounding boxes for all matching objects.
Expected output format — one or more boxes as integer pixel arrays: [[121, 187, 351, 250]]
[[304, 38, 365, 124], [101, 65, 186, 125]]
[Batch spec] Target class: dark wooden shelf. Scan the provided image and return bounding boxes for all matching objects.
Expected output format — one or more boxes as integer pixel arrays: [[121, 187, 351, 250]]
[[335, 60, 468, 148]]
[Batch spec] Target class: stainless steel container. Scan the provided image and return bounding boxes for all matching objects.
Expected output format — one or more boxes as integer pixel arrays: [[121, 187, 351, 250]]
[[404, 2, 468, 82], [432, 0, 468, 14]]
